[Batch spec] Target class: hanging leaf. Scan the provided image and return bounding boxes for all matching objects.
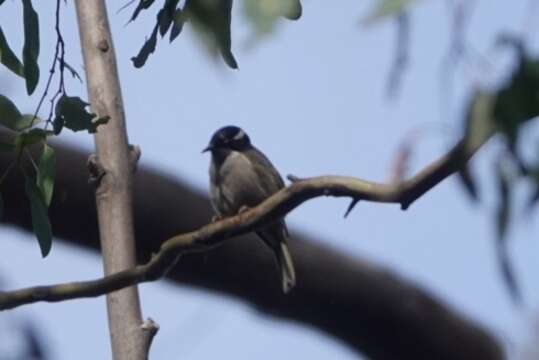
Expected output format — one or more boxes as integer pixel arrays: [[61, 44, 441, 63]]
[[492, 40, 539, 154], [243, 0, 302, 35], [22, 0, 40, 95], [129, 0, 156, 22], [457, 165, 479, 202], [494, 158, 521, 303], [63, 60, 83, 82], [527, 163, 539, 209], [169, 8, 185, 42], [362, 0, 422, 26], [14, 128, 51, 159], [24, 174, 52, 257], [158, 0, 180, 37], [184, 0, 238, 69], [0, 94, 38, 131], [37, 143, 55, 207], [54, 95, 109, 133], [0, 27, 24, 77], [131, 24, 159, 68], [0, 94, 22, 130], [463, 91, 497, 152]]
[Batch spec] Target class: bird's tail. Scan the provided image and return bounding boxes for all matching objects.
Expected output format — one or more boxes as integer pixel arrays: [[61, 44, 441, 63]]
[[277, 241, 296, 293]]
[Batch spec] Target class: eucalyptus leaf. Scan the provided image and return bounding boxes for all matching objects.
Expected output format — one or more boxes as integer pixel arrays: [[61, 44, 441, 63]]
[[54, 95, 108, 133], [491, 42, 539, 154], [24, 174, 52, 257], [0, 27, 24, 77], [158, 0, 180, 37], [37, 144, 55, 207], [494, 159, 521, 303], [131, 24, 159, 68], [129, 0, 156, 22], [0, 95, 38, 131], [243, 0, 302, 35], [22, 0, 40, 95], [457, 165, 479, 202], [463, 91, 497, 152], [184, 0, 237, 69], [0, 94, 22, 130], [169, 8, 185, 42], [362, 0, 421, 26], [63, 60, 82, 82], [15, 128, 50, 149], [18, 114, 42, 128]]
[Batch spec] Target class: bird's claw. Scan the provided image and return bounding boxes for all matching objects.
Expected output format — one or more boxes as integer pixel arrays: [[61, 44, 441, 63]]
[[211, 214, 223, 223], [238, 205, 250, 214]]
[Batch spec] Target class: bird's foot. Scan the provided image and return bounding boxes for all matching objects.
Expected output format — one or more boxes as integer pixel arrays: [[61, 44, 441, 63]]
[[238, 205, 251, 214], [211, 214, 224, 223]]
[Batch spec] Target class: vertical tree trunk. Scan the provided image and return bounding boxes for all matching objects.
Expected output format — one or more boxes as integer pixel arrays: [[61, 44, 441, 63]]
[[74, 1, 155, 359]]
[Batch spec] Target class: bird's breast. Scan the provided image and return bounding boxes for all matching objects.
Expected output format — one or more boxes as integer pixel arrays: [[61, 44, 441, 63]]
[[210, 151, 266, 215]]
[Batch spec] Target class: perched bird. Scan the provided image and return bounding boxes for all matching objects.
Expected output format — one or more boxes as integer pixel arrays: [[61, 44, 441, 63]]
[[203, 126, 296, 293]]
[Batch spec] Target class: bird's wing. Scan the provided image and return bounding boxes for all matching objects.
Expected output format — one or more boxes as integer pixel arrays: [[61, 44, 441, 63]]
[[244, 147, 285, 195]]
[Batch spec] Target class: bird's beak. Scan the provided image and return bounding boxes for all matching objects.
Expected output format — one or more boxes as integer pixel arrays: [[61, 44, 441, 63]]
[[202, 145, 213, 153]]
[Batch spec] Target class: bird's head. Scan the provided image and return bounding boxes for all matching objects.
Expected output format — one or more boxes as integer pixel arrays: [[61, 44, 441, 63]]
[[202, 125, 252, 153]]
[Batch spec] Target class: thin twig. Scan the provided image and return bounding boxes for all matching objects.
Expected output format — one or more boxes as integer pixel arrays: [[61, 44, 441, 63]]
[[33, 0, 66, 127]]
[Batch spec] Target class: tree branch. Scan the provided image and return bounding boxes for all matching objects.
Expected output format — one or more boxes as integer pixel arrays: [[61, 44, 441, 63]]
[[0, 114, 496, 309], [0, 155, 494, 310], [0, 125, 501, 359]]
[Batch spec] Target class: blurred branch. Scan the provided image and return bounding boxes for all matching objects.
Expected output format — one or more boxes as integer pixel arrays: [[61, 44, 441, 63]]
[[0, 130, 501, 358]]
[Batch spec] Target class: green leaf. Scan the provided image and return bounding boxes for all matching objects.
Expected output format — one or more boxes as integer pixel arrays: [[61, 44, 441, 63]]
[[37, 143, 55, 207], [25, 174, 52, 257], [457, 165, 479, 202], [131, 25, 159, 68], [362, 0, 421, 26], [129, 0, 157, 22], [493, 54, 539, 149], [169, 9, 185, 42], [0, 95, 38, 131], [54, 95, 109, 133], [18, 114, 42, 128], [0, 94, 22, 130], [158, 0, 180, 37], [0, 27, 24, 77], [132, 0, 180, 67], [22, 0, 40, 95], [0, 142, 15, 152], [494, 158, 521, 303], [243, 0, 301, 35], [63, 60, 82, 82], [463, 91, 497, 152], [16, 128, 50, 149], [184, 0, 238, 69]]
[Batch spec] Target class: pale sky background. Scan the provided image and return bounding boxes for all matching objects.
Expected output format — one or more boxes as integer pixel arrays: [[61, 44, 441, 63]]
[[1, 1, 539, 359]]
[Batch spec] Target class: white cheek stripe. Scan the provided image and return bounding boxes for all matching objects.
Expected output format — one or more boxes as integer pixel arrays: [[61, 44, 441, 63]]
[[233, 129, 245, 140]]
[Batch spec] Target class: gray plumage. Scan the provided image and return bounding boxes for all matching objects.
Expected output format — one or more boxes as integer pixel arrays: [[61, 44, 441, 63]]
[[204, 126, 296, 293]]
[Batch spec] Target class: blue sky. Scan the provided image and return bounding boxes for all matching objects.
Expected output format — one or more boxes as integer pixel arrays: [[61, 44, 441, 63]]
[[1, 1, 538, 359]]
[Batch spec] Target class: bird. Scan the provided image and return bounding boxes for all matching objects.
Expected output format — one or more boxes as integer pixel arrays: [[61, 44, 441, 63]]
[[203, 125, 296, 293]]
